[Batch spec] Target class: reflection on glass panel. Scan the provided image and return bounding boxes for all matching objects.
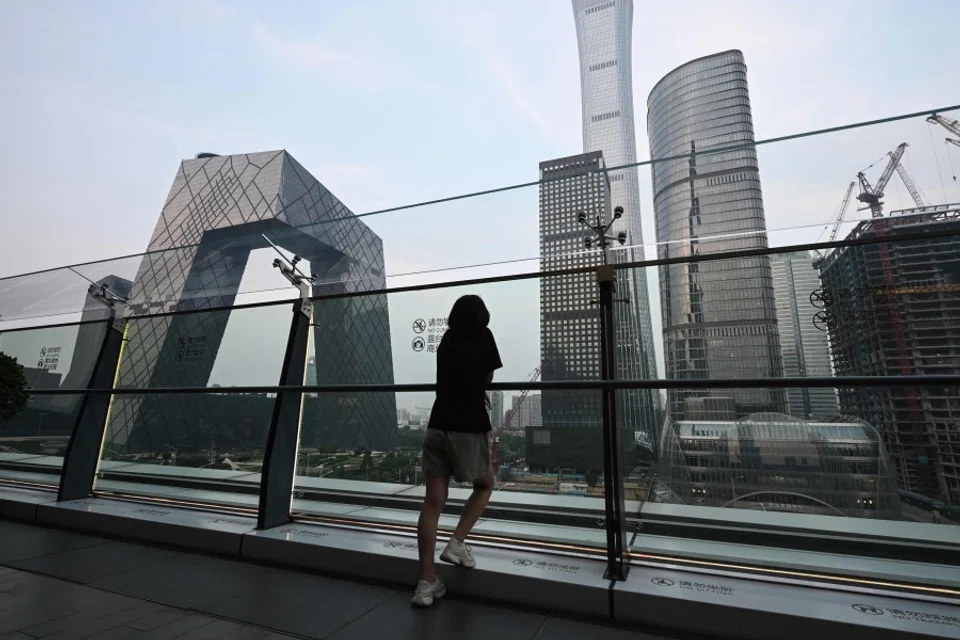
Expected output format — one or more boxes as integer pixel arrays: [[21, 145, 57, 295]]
[[630, 385, 958, 587], [632, 386, 959, 526], [0, 321, 109, 484], [0, 268, 99, 326]]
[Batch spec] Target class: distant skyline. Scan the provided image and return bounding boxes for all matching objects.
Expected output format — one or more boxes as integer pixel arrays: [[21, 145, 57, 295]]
[[2, 0, 959, 395]]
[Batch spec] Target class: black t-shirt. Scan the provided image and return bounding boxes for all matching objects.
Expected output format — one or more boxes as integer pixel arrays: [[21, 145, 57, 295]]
[[427, 327, 503, 433]]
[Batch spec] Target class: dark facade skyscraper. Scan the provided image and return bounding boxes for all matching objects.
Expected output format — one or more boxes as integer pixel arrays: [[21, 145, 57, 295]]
[[819, 205, 960, 504], [530, 152, 638, 472], [532, 153, 607, 472], [572, 0, 660, 437], [104, 151, 396, 454], [647, 50, 785, 420]]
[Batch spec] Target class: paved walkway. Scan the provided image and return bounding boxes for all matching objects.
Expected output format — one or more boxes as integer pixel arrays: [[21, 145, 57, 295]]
[[0, 519, 669, 640]]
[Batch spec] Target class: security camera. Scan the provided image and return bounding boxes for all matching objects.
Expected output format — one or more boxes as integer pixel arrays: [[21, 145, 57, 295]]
[[613, 206, 624, 219], [577, 211, 587, 225], [617, 231, 627, 245]]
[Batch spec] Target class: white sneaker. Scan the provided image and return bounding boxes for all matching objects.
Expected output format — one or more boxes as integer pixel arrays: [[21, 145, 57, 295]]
[[411, 578, 446, 607], [440, 537, 476, 569]]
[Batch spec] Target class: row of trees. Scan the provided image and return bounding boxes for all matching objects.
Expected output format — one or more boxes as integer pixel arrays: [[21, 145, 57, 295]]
[[0, 353, 29, 423]]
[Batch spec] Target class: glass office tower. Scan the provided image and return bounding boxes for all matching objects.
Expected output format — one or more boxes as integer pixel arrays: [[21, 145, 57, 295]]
[[646, 50, 786, 420], [572, 0, 660, 439], [770, 251, 839, 420]]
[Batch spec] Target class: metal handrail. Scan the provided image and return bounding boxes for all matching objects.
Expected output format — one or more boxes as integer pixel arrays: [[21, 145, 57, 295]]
[[4, 222, 960, 332], [24, 374, 960, 395]]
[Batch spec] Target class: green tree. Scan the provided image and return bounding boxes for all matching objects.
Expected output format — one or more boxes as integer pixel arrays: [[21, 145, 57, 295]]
[[0, 353, 30, 422]]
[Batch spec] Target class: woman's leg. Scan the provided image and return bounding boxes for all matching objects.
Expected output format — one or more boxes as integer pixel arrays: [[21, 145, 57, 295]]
[[417, 475, 449, 582], [453, 472, 494, 541]]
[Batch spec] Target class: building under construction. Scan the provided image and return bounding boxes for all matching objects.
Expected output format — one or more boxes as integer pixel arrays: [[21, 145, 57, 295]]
[[817, 203, 960, 505]]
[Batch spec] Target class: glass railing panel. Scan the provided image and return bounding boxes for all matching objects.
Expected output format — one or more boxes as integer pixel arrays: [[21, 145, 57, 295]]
[[0, 321, 109, 486], [93, 301, 294, 507], [291, 274, 609, 547], [72, 242, 305, 316], [612, 214, 960, 581], [94, 392, 264, 511], [0, 267, 100, 327], [630, 383, 959, 587], [277, 178, 540, 291]]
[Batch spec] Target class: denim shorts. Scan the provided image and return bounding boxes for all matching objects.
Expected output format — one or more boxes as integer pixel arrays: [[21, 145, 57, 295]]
[[421, 429, 491, 483]]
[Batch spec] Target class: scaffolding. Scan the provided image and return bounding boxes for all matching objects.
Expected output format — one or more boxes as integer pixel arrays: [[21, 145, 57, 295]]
[[817, 204, 960, 505]]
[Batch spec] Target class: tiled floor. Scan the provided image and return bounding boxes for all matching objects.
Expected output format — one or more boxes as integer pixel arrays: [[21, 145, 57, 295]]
[[0, 519, 669, 640]]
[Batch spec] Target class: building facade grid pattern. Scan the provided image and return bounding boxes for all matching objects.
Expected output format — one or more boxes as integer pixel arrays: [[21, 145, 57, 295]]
[[103, 151, 397, 457], [770, 251, 839, 420], [646, 50, 786, 420], [572, 0, 661, 442], [819, 207, 960, 504]]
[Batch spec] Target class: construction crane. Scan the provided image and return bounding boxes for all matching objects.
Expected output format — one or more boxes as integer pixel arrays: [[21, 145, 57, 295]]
[[927, 112, 960, 183], [813, 181, 856, 269], [893, 163, 925, 208], [927, 113, 960, 149], [857, 143, 913, 217], [829, 181, 857, 243], [491, 364, 542, 474]]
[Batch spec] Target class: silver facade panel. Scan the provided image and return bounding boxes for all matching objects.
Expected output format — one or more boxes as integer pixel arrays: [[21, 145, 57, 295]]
[[770, 252, 839, 419], [646, 51, 786, 419], [105, 151, 396, 454], [571, 0, 660, 441]]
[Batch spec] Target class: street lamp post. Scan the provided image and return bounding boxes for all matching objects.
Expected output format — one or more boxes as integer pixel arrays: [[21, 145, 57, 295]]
[[577, 206, 627, 266], [577, 201, 630, 581]]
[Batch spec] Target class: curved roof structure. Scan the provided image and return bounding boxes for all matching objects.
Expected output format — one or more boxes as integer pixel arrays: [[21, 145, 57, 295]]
[[655, 413, 901, 519]]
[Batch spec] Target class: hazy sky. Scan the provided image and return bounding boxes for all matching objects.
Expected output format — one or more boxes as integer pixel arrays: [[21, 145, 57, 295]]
[[1, 0, 959, 403]]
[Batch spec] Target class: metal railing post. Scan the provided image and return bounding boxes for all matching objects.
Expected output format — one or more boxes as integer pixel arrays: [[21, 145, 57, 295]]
[[257, 297, 311, 530], [598, 264, 628, 581], [58, 313, 126, 502]]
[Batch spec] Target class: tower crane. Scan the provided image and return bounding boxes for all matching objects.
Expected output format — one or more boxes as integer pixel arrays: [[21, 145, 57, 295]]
[[893, 163, 925, 208], [927, 113, 960, 149], [828, 181, 857, 244], [927, 112, 960, 183], [856, 142, 925, 215], [812, 181, 855, 269]]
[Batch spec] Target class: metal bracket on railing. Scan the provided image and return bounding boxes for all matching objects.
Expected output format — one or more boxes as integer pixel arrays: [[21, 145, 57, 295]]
[[272, 256, 314, 316], [87, 283, 128, 333], [264, 233, 315, 316]]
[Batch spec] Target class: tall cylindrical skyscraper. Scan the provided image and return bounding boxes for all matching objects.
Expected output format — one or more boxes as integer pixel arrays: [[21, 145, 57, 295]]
[[646, 50, 785, 419], [572, 0, 661, 439]]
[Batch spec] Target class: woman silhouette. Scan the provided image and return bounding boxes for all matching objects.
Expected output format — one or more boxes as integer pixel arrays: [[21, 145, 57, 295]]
[[412, 294, 502, 607]]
